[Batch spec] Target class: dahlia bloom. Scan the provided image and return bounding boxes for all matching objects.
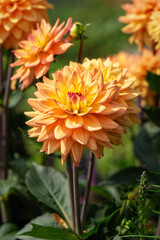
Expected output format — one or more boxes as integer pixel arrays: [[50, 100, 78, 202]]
[[79, 58, 141, 128], [11, 18, 73, 90], [111, 51, 139, 69], [0, 0, 53, 50], [147, 10, 160, 50], [126, 49, 160, 107], [25, 61, 140, 166], [119, 0, 158, 51]]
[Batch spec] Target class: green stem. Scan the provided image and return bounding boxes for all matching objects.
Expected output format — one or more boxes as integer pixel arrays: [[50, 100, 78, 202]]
[[66, 157, 75, 231], [73, 165, 81, 235], [115, 199, 126, 226], [81, 152, 95, 228], [0, 198, 9, 223], [1, 52, 15, 179], [78, 38, 83, 63]]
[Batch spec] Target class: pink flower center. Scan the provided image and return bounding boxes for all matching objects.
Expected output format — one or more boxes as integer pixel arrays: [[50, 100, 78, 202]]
[[67, 92, 85, 114]]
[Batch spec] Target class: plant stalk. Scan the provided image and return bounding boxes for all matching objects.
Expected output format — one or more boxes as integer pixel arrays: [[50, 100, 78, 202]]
[[81, 152, 95, 227], [0, 47, 3, 178], [1, 52, 15, 179], [66, 157, 75, 231], [73, 165, 81, 235], [78, 38, 83, 63]]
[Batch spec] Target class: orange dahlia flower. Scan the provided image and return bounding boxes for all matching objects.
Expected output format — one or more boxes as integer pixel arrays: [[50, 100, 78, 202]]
[[127, 49, 160, 107], [119, 0, 158, 51], [0, 0, 53, 50], [111, 51, 139, 70], [11, 18, 73, 90], [25, 62, 137, 166], [78, 58, 141, 128]]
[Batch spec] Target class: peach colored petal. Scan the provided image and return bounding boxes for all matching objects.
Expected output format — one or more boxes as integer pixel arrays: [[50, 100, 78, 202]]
[[47, 139, 60, 154], [61, 137, 73, 156], [65, 115, 84, 129], [83, 114, 102, 131], [72, 128, 90, 145], [70, 142, 83, 166], [54, 122, 72, 139]]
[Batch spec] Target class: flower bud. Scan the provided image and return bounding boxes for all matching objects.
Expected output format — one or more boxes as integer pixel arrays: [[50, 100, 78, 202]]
[[69, 22, 83, 40]]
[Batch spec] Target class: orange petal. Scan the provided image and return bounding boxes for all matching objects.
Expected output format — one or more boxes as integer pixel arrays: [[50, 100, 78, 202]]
[[48, 108, 68, 119], [61, 137, 73, 155], [54, 122, 72, 139], [70, 142, 83, 166], [47, 139, 60, 154], [65, 115, 84, 129], [91, 130, 110, 142], [86, 137, 97, 151], [35, 63, 50, 79], [72, 128, 90, 145], [98, 115, 118, 129], [37, 125, 55, 142], [83, 114, 102, 131]]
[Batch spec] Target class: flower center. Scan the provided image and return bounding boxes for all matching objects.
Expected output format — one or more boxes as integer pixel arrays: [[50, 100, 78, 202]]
[[67, 92, 83, 98], [67, 92, 85, 114]]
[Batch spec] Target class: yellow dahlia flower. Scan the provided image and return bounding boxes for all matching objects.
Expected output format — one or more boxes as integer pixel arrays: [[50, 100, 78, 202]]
[[25, 62, 137, 166], [147, 10, 160, 50], [11, 18, 73, 90], [119, 0, 157, 51], [0, 0, 54, 50], [78, 58, 141, 128]]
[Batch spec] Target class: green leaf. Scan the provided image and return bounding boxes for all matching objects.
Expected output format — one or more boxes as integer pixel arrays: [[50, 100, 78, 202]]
[[0, 173, 18, 197], [81, 209, 119, 239], [121, 235, 160, 239], [0, 223, 18, 240], [9, 90, 23, 108], [146, 71, 160, 95], [151, 209, 160, 215], [134, 128, 159, 170], [144, 108, 160, 126], [25, 164, 71, 228], [17, 213, 60, 240], [19, 223, 79, 240], [105, 167, 146, 186]]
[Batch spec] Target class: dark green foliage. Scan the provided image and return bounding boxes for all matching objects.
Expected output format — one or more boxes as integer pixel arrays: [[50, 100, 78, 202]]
[[25, 164, 71, 227], [146, 72, 160, 95], [19, 224, 80, 240]]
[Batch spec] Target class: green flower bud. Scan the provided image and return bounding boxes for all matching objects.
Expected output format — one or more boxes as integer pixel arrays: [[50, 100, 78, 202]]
[[69, 22, 90, 40], [70, 22, 83, 40]]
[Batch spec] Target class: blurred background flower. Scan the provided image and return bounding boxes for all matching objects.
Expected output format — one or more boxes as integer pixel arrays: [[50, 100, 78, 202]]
[[119, 0, 158, 51], [147, 10, 160, 50], [11, 18, 73, 90], [112, 49, 160, 107], [0, 0, 54, 50]]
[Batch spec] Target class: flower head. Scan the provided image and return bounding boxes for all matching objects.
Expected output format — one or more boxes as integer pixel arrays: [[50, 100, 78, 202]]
[[11, 18, 73, 90], [25, 60, 140, 166], [126, 49, 160, 107], [147, 10, 160, 50], [119, 0, 158, 51], [0, 0, 54, 50], [79, 58, 141, 128]]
